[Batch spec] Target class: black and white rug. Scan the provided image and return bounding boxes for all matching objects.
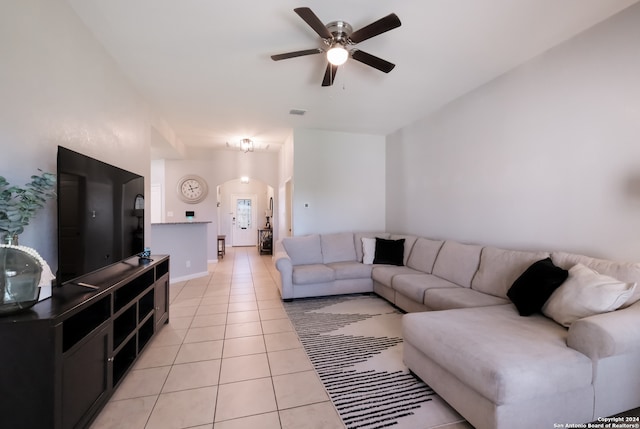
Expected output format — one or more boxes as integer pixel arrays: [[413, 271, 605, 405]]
[[283, 294, 468, 429]]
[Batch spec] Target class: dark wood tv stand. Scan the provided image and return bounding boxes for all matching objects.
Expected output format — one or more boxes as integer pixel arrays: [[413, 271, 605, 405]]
[[0, 255, 170, 429]]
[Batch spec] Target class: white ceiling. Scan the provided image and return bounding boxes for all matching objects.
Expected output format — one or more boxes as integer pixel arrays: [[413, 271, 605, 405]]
[[66, 0, 638, 155]]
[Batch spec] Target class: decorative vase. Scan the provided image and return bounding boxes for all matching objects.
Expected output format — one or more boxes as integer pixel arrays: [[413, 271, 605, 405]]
[[0, 244, 43, 315]]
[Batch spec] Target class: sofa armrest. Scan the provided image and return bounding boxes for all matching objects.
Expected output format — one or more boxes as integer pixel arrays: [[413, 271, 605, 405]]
[[567, 301, 640, 359], [274, 241, 294, 299]]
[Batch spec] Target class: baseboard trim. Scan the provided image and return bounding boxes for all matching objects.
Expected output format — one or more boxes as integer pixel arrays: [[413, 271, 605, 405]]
[[170, 271, 209, 283]]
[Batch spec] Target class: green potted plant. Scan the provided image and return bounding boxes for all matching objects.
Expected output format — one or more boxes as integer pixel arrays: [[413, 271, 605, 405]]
[[0, 170, 56, 244]]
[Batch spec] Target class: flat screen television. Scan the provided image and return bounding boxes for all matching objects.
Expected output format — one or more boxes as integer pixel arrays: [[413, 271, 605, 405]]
[[56, 146, 144, 285]]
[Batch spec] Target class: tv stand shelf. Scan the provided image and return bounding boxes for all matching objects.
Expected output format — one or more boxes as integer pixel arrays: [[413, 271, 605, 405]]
[[0, 255, 170, 429]]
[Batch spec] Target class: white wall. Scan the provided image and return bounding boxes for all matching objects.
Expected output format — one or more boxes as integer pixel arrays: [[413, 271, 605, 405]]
[[0, 0, 151, 269], [280, 132, 294, 185], [293, 129, 386, 235], [151, 223, 209, 282], [386, 4, 640, 261], [278, 132, 294, 240], [150, 159, 166, 223]]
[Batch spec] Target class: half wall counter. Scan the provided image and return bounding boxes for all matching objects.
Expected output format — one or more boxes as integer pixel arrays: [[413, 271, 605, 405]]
[[150, 221, 211, 282]]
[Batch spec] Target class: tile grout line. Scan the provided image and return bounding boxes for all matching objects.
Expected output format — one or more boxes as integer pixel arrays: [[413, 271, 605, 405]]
[[141, 267, 202, 429], [95, 247, 334, 429], [211, 251, 230, 428]]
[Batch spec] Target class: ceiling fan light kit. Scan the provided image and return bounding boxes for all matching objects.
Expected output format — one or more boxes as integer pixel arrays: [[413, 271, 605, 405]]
[[240, 138, 254, 153], [227, 139, 265, 153], [271, 7, 401, 86], [327, 45, 348, 66]]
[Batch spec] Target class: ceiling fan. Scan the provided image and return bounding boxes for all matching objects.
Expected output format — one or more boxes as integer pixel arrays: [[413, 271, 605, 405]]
[[271, 7, 401, 87]]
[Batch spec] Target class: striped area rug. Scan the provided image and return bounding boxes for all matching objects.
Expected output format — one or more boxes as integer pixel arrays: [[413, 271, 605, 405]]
[[283, 294, 468, 429]]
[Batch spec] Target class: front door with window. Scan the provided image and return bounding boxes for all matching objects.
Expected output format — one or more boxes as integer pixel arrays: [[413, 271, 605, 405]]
[[231, 194, 257, 246]]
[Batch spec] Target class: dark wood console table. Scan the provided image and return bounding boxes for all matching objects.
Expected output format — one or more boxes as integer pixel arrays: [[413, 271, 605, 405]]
[[258, 229, 273, 255], [0, 255, 170, 429]]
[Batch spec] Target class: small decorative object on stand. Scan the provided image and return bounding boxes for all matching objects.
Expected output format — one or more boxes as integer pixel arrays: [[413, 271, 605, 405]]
[[265, 210, 272, 229], [0, 170, 56, 315], [0, 244, 54, 315], [138, 247, 153, 264], [265, 196, 273, 229]]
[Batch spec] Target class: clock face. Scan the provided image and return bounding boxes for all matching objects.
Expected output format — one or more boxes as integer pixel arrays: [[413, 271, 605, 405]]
[[177, 175, 208, 203], [181, 180, 202, 198]]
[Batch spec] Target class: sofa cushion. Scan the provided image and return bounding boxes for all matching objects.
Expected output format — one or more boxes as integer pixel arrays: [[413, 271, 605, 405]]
[[283, 234, 323, 266], [424, 287, 509, 310], [472, 247, 549, 298], [542, 263, 637, 327], [551, 252, 640, 309], [507, 257, 569, 316], [372, 265, 423, 287], [327, 261, 373, 280], [402, 305, 593, 404], [373, 238, 405, 265], [355, 232, 390, 262], [321, 232, 357, 264], [361, 237, 376, 264], [406, 237, 444, 274], [392, 274, 458, 303], [389, 234, 418, 266], [292, 264, 335, 285], [432, 241, 483, 288]]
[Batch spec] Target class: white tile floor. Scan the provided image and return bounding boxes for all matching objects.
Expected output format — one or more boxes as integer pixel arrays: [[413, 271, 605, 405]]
[[90, 247, 345, 429]]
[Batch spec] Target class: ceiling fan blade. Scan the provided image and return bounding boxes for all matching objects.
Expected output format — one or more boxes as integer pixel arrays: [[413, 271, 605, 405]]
[[349, 13, 401, 44], [351, 50, 396, 73], [321, 63, 338, 87], [294, 7, 332, 39], [271, 48, 323, 61]]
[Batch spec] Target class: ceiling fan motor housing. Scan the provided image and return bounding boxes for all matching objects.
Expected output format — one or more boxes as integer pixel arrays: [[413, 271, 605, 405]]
[[326, 21, 353, 47]]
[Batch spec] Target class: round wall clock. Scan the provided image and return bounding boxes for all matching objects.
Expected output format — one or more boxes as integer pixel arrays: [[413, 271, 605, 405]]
[[177, 175, 208, 204]]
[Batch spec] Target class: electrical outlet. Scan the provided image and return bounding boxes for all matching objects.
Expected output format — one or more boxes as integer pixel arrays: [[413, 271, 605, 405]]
[[186, 260, 191, 268], [167, 211, 174, 217]]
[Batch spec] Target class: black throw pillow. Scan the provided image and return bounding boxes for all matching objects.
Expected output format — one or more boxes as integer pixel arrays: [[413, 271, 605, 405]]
[[507, 257, 568, 316], [373, 238, 405, 266]]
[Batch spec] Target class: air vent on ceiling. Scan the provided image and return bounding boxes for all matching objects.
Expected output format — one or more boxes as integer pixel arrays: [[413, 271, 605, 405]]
[[289, 109, 307, 116]]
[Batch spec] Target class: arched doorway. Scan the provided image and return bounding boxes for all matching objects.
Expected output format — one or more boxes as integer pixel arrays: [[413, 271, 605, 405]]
[[217, 177, 274, 248]]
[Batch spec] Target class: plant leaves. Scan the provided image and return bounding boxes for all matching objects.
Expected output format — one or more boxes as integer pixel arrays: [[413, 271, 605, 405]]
[[0, 170, 56, 237]]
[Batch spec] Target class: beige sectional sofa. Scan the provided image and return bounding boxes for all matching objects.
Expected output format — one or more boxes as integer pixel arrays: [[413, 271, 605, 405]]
[[274, 232, 388, 300], [273, 232, 640, 429]]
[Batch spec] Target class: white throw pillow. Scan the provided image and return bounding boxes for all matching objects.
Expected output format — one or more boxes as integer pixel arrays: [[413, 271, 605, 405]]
[[362, 237, 376, 265], [542, 263, 637, 327]]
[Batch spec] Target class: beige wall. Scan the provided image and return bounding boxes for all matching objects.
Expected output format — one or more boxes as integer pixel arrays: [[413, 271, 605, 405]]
[[386, 4, 640, 261]]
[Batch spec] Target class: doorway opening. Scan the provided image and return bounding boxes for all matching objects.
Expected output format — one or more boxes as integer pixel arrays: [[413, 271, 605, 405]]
[[231, 194, 257, 246], [217, 177, 274, 248]]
